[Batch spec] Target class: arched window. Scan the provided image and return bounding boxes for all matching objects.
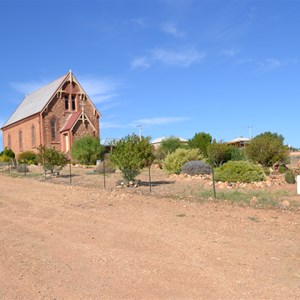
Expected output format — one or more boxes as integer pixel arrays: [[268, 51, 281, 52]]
[[64, 95, 69, 110], [19, 130, 23, 151], [31, 124, 36, 148], [50, 117, 57, 141], [7, 134, 11, 149]]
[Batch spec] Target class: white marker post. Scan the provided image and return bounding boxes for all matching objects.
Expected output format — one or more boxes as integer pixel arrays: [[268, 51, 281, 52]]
[[297, 175, 300, 195]]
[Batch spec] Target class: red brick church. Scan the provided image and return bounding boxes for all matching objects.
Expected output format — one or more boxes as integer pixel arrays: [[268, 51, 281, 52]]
[[1, 71, 100, 156]]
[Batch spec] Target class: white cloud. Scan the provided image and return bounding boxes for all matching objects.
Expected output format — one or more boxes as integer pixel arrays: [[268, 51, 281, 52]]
[[152, 48, 206, 67], [130, 117, 189, 126], [257, 58, 281, 71], [10, 80, 48, 95], [101, 122, 122, 129], [78, 77, 121, 104], [131, 56, 151, 69], [221, 49, 239, 58], [161, 22, 185, 37], [131, 17, 146, 28]]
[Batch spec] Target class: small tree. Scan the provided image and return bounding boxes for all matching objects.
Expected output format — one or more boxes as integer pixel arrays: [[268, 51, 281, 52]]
[[18, 151, 37, 165], [37, 146, 69, 174], [188, 132, 212, 157], [245, 132, 289, 167], [206, 141, 231, 167], [109, 134, 155, 182], [0, 147, 15, 160], [71, 135, 105, 165]]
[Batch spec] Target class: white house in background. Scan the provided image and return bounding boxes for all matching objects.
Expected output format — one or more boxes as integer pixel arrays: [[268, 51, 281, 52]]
[[151, 136, 188, 149], [227, 136, 250, 148]]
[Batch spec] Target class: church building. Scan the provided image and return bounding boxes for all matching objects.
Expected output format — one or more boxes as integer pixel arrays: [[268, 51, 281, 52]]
[[1, 71, 100, 157]]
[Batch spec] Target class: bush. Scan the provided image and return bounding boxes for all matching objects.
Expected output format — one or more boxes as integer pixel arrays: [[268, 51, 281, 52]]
[[0, 154, 12, 162], [37, 146, 69, 174], [109, 134, 155, 181], [206, 141, 231, 167], [181, 160, 212, 175], [72, 135, 105, 165], [285, 170, 296, 184], [214, 161, 266, 183], [163, 148, 202, 174], [228, 146, 248, 161], [17, 151, 37, 165], [245, 132, 289, 167], [0, 148, 15, 159], [17, 164, 29, 173]]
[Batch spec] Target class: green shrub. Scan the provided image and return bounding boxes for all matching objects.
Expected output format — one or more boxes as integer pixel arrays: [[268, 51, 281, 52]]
[[37, 146, 69, 174], [0, 154, 12, 162], [285, 170, 296, 184], [109, 134, 155, 181], [278, 165, 287, 174], [245, 131, 289, 167], [206, 141, 231, 167], [163, 148, 202, 174], [181, 160, 212, 175], [0, 148, 15, 159], [228, 146, 248, 161], [18, 151, 37, 165], [72, 135, 105, 165], [214, 161, 266, 183]]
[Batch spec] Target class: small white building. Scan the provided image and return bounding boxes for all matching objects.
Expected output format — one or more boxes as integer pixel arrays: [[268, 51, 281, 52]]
[[151, 136, 188, 149]]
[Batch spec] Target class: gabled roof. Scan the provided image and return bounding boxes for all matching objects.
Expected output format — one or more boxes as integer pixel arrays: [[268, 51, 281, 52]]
[[227, 136, 250, 144], [151, 136, 187, 144], [2, 74, 68, 128], [60, 111, 82, 132]]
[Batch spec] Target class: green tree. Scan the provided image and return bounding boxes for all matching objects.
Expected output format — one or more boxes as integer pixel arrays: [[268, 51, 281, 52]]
[[0, 147, 15, 159], [109, 134, 155, 181], [188, 132, 212, 157], [71, 135, 105, 165], [206, 141, 231, 167], [245, 132, 289, 167], [37, 146, 69, 174]]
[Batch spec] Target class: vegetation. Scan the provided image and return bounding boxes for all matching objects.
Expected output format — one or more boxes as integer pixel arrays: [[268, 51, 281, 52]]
[[109, 134, 155, 181], [163, 148, 202, 174], [246, 132, 289, 167], [228, 146, 248, 161], [0, 148, 15, 159], [37, 146, 69, 174], [155, 136, 185, 161], [181, 160, 211, 175], [214, 161, 266, 183], [206, 141, 231, 167], [285, 170, 296, 184], [71, 135, 105, 165], [17, 151, 37, 165], [188, 132, 212, 157], [0, 148, 15, 162]]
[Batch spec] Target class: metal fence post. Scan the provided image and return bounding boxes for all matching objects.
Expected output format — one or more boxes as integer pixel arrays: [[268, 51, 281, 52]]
[[148, 166, 152, 192]]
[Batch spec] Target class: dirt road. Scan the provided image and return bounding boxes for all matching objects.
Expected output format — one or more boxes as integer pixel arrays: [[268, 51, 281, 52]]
[[0, 174, 299, 299]]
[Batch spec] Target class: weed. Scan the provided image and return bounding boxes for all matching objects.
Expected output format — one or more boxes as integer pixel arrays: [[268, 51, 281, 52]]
[[176, 213, 186, 217], [248, 216, 259, 222]]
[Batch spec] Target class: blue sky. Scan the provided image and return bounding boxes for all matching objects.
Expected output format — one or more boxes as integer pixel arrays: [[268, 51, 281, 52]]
[[1, 0, 299, 150]]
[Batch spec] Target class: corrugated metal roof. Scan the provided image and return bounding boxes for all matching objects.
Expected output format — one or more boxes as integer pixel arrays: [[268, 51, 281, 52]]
[[2, 74, 67, 128], [228, 137, 250, 144], [60, 111, 82, 132], [151, 136, 187, 144], [100, 138, 120, 146]]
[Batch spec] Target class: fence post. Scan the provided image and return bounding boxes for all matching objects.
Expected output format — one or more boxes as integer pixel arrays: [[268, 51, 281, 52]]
[[148, 166, 152, 192], [103, 161, 106, 189], [69, 163, 72, 185], [212, 167, 216, 199]]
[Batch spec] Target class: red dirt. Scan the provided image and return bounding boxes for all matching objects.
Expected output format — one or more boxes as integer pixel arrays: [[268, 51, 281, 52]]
[[0, 174, 299, 299]]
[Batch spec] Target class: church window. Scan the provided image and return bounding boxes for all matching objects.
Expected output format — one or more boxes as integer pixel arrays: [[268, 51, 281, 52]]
[[8, 134, 11, 149], [51, 117, 57, 141], [19, 130, 23, 151], [64, 95, 69, 110], [71, 95, 76, 111], [32, 125, 36, 148]]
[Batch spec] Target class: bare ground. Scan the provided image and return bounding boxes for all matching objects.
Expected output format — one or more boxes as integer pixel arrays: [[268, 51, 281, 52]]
[[0, 174, 300, 299]]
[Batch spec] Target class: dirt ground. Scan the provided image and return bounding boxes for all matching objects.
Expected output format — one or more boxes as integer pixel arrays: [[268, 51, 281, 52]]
[[0, 174, 300, 299]]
